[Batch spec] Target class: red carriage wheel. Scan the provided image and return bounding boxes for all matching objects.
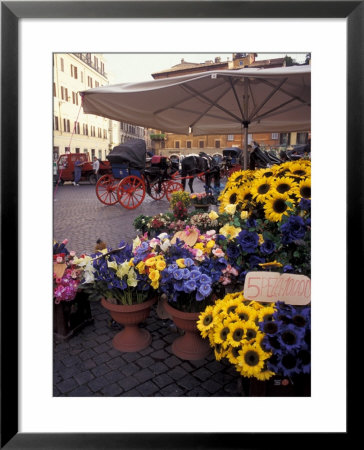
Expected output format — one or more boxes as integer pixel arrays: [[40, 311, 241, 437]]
[[117, 175, 146, 209], [96, 174, 119, 205], [149, 181, 166, 200], [164, 181, 184, 202]]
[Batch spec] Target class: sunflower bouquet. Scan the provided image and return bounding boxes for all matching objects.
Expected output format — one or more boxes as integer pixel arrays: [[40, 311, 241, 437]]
[[218, 159, 311, 224], [197, 291, 311, 380]]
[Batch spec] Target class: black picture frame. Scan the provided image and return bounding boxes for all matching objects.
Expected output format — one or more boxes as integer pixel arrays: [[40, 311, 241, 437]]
[[1, 1, 360, 448]]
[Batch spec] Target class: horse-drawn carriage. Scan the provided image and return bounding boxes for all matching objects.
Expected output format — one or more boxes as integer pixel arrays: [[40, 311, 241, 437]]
[[95, 140, 183, 209]]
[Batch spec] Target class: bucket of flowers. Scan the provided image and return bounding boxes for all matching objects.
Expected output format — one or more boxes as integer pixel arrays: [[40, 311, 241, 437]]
[[53, 239, 93, 341], [73, 241, 159, 352], [197, 291, 311, 396], [154, 230, 227, 360]]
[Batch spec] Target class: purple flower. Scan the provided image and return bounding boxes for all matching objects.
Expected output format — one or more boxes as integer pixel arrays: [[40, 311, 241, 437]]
[[280, 216, 306, 244], [260, 239, 275, 255], [237, 230, 259, 253], [198, 283, 212, 298]]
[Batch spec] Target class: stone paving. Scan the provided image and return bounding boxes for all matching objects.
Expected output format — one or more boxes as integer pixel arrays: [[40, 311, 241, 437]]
[[53, 180, 244, 397]]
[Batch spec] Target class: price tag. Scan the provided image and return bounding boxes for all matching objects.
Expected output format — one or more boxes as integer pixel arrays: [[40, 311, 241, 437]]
[[171, 230, 199, 247], [244, 271, 311, 305]]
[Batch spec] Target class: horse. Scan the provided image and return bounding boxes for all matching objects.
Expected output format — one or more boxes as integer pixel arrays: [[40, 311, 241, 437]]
[[180, 152, 221, 194]]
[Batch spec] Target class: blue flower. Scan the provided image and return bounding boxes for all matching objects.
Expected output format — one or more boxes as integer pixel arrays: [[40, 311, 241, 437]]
[[190, 270, 201, 280], [184, 279, 197, 293], [184, 258, 194, 267], [182, 268, 191, 279], [260, 239, 275, 255], [199, 274, 212, 284], [299, 198, 311, 211], [237, 230, 259, 253], [280, 215, 306, 244], [249, 255, 265, 268], [198, 283, 212, 298], [226, 244, 240, 259]]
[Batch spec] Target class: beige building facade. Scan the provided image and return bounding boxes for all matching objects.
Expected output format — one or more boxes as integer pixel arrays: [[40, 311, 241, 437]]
[[53, 53, 121, 163]]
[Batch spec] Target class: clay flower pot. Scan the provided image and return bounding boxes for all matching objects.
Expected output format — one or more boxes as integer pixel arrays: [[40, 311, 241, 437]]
[[164, 301, 211, 361], [101, 297, 156, 352]]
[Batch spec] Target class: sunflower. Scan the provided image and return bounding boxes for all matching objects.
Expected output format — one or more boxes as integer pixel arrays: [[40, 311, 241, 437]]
[[243, 320, 260, 342], [287, 161, 311, 179], [257, 306, 276, 323], [235, 304, 257, 322], [227, 321, 246, 347], [213, 321, 231, 348], [272, 176, 297, 197], [197, 305, 216, 338], [296, 178, 311, 200], [263, 192, 294, 222], [237, 344, 267, 377], [251, 176, 275, 203], [226, 345, 242, 365]]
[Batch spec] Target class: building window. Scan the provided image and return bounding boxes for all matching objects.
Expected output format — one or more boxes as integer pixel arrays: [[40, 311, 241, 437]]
[[186, 141, 192, 149], [199, 140, 205, 149], [72, 92, 79, 105], [71, 64, 78, 79], [280, 133, 291, 146], [175, 141, 180, 149], [64, 119, 71, 132], [297, 132, 308, 144], [271, 133, 279, 140], [60, 57, 64, 72], [215, 140, 221, 148], [53, 116, 59, 131], [227, 134, 234, 141]]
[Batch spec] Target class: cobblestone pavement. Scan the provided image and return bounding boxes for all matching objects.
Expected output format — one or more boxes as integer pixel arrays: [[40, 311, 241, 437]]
[[53, 181, 243, 397]]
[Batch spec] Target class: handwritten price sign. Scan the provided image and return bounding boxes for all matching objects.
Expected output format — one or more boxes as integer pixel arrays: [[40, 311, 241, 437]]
[[243, 271, 311, 305]]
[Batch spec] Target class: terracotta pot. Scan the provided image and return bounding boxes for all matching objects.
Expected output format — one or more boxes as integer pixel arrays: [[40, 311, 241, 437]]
[[164, 301, 211, 361], [101, 297, 156, 352]]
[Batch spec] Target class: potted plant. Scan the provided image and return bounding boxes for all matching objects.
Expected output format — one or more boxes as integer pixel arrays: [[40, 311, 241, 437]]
[[74, 241, 159, 352], [154, 232, 227, 360], [53, 239, 93, 341]]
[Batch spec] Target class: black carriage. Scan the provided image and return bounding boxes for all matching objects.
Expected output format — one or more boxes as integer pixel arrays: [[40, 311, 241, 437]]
[[95, 140, 183, 209]]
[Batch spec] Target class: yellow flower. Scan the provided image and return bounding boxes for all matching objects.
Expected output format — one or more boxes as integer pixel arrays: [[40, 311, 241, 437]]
[[107, 261, 118, 271], [224, 203, 237, 215], [155, 260, 166, 271], [206, 240, 215, 249], [219, 224, 241, 239], [176, 258, 186, 268], [240, 210, 249, 220], [208, 210, 219, 220], [132, 236, 141, 251], [258, 260, 283, 269], [145, 257, 156, 267], [149, 269, 160, 282], [136, 261, 146, 274]]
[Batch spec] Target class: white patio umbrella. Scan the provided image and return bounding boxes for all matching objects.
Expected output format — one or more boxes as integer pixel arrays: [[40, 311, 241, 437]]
[[81, 65, 311, 169]]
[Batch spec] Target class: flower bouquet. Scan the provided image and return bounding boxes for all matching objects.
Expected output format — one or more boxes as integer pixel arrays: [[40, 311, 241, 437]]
[[197, 291, 310, 394], [53, 239, 93, 340]]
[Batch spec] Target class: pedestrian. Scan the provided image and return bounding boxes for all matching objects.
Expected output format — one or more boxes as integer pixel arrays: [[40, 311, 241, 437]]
[[73, 159, 85, 186], [92, 156, 100, 180]]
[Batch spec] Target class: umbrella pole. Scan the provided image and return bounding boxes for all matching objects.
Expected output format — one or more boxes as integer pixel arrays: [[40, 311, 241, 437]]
[[243, 121, 249, 170]]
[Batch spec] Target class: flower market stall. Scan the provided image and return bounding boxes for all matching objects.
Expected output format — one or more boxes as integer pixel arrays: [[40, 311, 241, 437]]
[[54, 155, 311, 396]]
